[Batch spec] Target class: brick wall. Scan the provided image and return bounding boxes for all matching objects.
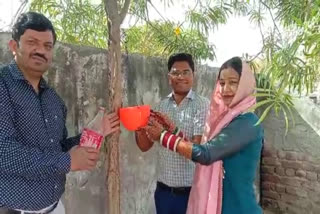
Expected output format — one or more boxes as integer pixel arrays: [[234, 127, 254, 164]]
[[261, 145, 320, 214]]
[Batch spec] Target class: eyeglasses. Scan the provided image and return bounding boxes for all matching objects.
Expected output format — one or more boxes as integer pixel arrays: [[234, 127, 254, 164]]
[[169, 69, 193, 78]]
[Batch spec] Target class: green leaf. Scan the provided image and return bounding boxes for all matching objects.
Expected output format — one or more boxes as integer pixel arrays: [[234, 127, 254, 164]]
[[255, 103, 275, 125], [249, 99, 274, 112]]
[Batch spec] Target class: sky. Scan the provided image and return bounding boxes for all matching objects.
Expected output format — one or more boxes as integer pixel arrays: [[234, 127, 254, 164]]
[[0, 0, 263, 67], [0, 0, 20, 29]]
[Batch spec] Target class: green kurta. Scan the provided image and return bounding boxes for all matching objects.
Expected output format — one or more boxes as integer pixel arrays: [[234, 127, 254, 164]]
[[192, 112, 263, 214]]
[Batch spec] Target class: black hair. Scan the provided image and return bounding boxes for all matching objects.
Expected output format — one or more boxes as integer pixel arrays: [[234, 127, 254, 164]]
[[218, 56, 242, 79], [12, 12, 57, 44], [167, 53, 195, 72]]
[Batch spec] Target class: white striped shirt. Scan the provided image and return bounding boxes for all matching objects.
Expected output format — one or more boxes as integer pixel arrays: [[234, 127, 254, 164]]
[[155, 90, 209, 187]]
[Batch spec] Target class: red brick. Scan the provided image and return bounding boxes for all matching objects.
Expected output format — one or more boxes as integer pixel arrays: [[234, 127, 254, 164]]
[[262, 174, 281, 183], [285, 168, 295, 176], [275, 184, 286, 193], [308, 191, 320, 202], [301, 181, 320, 191], [261, 182, 270, 191], [262, 182, 275, 191], [306, 171, 317, 181], [263, 157, 281, 166], [304, 155, 315, 162], [278, 150, 286, 159], [280, 177, 302, 187], [275, 167, 285, 176], [302, 162, 315, 171], [277, 201, 289, 212], [286, 205, 307, 214], [285, 151, 298, 160], [314, 165, 320, 173], [261, 198, 279, 209], [261, 166, 275, 174], [295, 169, 306, 178], [313, 204, 320, 212], [297, 154, 306, 161], [263, 191, 281, 200], [280, 193, 298, 204], [282, 147, 296, 152], [285, 186, 307, 197], [262, 147, 277, 157], [280, 195, 312, 210], [281, 160, 303, 170], [285, 198, 312, 209]]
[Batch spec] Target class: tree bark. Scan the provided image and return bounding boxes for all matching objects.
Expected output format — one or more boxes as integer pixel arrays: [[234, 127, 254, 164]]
[[103, 0, 130, 213]]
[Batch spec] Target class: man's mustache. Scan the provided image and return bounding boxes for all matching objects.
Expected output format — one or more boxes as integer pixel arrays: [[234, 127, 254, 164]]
[[31, 53, 48, 62]]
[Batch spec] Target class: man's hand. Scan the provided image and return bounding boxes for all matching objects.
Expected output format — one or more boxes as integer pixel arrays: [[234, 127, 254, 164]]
[[103, 112, 120, 137], [69, 146, 100, 171]]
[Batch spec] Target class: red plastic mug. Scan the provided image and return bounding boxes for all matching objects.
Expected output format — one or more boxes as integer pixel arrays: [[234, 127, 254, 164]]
[[119, 105, 151, 131]]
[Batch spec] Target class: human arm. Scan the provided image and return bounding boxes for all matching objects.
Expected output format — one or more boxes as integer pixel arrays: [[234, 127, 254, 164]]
[[144, 113, 263, 166]]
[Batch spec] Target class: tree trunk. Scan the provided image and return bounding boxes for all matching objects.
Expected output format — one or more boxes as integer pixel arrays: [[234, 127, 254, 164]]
[[105, 21, 122, 214], [103, 0, 127, 213]]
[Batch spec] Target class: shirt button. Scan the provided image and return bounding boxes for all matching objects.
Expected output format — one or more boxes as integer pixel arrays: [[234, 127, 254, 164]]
[[50, 139, 54, 143], [45, 119, 48, 123], [55, 185, 58, 189]]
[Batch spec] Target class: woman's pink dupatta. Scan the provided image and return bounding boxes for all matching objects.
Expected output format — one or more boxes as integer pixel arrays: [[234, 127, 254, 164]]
[[186, 63, 257, 214]]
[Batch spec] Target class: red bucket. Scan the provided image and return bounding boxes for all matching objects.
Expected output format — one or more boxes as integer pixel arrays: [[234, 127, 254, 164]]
[[119, 105, 151, 131]]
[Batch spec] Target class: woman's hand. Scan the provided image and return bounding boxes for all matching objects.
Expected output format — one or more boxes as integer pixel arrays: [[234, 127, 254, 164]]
[[150, 110, 176, 132], [142, 117, 165, 141]]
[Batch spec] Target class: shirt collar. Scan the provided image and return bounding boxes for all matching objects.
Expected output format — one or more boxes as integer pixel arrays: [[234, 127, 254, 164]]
[[167, 89, 194, 100], [8, 60, 49, 89], [8, 60, 25, 80]]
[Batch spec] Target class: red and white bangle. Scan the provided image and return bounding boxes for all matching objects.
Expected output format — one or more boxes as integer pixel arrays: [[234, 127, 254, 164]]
[[160, 130, 182, 152], [172, 127, 187, 140]]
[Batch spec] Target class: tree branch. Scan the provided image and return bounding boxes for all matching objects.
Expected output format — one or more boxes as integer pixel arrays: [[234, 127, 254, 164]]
[[258, 1, 265, 47], [120, 0, 131, 24], [147, 0, 170, 23], [104, 0, 119, 21], [10, 0, 28, 28], [135, 14, 171, 43], [261, 1, 282, 40], [249, 49, 264, 62]]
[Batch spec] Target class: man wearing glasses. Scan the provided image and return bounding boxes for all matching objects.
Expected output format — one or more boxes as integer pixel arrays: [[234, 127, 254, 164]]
[[135, 53, 209, 214]]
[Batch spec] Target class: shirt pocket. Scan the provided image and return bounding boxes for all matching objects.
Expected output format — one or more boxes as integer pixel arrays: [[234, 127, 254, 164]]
[[12, 101, 43, 130]]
